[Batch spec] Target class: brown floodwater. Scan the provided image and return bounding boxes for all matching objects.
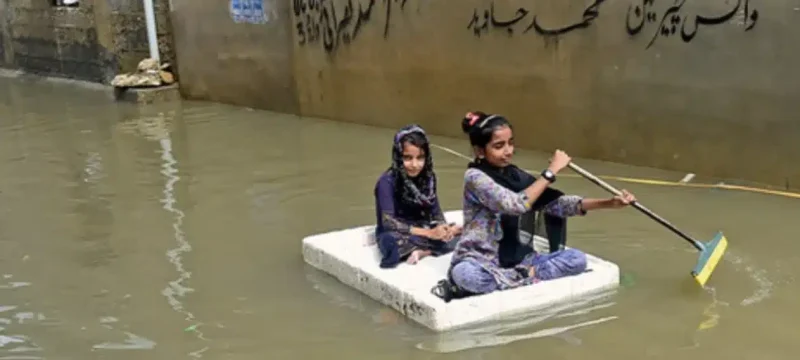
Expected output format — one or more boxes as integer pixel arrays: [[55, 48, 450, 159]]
[[0, 76, 798, 359]]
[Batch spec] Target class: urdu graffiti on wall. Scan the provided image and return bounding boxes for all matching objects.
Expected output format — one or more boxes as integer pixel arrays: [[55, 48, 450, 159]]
[[293, 0, 409, 54], [467, 0, 606, 38], [465, 0, 759, 48], [626, 0, 759, 49]]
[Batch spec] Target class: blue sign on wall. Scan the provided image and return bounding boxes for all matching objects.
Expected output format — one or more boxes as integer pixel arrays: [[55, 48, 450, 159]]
[[230, 0, 268, 24]]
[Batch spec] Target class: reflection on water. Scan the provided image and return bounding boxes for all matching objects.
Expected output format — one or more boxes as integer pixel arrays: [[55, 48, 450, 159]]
[[306, 264, 622, 354], [0, 274, 44, 358], [158, 123, 209, 358], [414, 290, 619, 353], [120, 111, 207, 356], [0, 77, 798, 359]]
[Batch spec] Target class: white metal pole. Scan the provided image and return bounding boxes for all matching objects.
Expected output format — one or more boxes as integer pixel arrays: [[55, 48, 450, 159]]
[[143, 0, 160, 63]]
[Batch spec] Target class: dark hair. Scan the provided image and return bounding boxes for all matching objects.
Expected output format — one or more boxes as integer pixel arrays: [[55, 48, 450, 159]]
[[399, 131, 430, 156], [461, 111, 513, 148]]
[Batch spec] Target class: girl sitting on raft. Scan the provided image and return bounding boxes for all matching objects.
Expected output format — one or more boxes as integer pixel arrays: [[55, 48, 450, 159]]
[[441, 112, 636, 297], [374, 125, 462, 268]]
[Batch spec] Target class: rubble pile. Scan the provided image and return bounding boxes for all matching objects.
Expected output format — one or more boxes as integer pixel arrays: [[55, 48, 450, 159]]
[[111, 58, 175, 88]]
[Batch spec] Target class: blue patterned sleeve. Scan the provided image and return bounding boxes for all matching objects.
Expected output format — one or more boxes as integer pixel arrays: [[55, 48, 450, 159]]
[[431, 196, 446, 223], [464, 169, 531, 216], [542, 195, 587, 218], [431, 178, 447, 223], [375, 174, 412, 234]]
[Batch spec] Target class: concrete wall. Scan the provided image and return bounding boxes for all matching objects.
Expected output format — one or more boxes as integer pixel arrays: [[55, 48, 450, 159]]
[[0, 0, 5, 66], [167, 0, 800, 189], [168, 0, 298, 114], [0, 0, 7, 65], [0, 0, 786, 189], [291, 0, 800, 189], [0, 0, 176, 83]]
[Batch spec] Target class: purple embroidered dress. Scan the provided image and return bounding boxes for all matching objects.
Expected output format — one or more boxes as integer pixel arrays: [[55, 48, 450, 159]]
[[374, 172, 452, 268], [373, 125, 457, 268], [449, 168, 589, 294]]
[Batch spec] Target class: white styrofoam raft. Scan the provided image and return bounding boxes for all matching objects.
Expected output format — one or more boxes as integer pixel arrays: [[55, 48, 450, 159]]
[[301, 210, 620, 332]]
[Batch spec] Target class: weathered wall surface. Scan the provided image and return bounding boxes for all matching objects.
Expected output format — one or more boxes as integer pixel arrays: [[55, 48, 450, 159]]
[[0, 0, 10, 66], [0, 0, 8, 65], [0, 0, 176, 83], [290, 0, 800, 189], [101, 0, 177, 77], [49, 0, 800, 188], [168, 0, 298, 113], [1, 0, 105, 81]]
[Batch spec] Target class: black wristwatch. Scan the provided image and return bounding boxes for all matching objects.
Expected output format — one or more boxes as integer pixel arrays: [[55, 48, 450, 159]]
[[541, 169, 556, 183]]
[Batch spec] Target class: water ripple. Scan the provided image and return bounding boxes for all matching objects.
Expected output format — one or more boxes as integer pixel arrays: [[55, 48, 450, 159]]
[[92, 332, 156, 351]]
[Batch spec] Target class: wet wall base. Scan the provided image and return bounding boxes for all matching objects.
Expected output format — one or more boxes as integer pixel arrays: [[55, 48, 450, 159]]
[[168, 0, 800, 190]]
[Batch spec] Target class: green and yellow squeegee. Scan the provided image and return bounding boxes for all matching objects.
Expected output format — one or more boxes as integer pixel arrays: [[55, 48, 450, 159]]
[[568, 162, 727, 286]]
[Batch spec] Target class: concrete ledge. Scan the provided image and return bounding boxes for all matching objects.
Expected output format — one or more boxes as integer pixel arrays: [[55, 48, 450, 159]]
[[0, 68, 183, 105], [112, 83, 181, 104], [302, 210, 620, 332], [0, 68, 109, 92]]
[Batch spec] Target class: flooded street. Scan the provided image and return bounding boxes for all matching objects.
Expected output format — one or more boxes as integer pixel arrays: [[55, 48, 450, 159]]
[[0, 76, 798, 359]]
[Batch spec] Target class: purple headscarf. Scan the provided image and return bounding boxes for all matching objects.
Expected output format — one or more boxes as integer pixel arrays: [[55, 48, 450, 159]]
[[390, 124, 437, 220]]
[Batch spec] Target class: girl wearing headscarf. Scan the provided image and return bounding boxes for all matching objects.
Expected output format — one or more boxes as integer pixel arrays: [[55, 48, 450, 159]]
[[374, 125, 461, 268]]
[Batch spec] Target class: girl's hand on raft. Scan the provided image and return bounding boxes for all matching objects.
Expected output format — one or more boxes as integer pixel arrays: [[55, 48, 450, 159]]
[[428, 225, 449, 241], [445, 224, 462, 239], [610, 189, 636, 208]]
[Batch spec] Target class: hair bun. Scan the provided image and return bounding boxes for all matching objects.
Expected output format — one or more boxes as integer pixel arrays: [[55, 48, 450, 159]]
[[461, 111, 486, 134]]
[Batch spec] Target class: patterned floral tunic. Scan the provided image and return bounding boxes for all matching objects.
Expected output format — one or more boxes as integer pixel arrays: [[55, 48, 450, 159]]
[[450, 168, 587, 289]]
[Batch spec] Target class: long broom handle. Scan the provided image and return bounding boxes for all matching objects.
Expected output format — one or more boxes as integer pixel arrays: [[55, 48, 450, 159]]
[[567, 162, 704, 251]]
